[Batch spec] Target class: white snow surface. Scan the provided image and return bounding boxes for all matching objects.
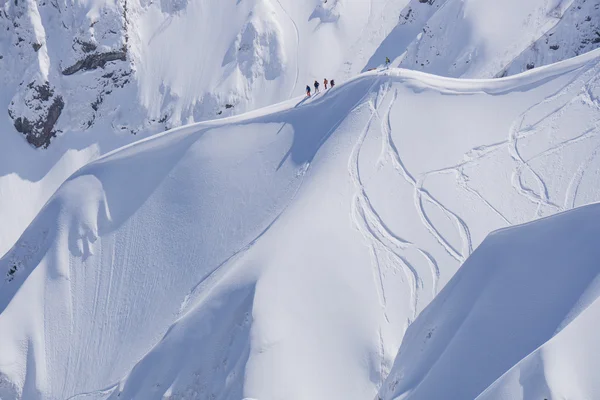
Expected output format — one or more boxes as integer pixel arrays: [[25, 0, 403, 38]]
[[2, 0, 600, 258], [379, 203, 600, 400], [2, 47, 600, 399]]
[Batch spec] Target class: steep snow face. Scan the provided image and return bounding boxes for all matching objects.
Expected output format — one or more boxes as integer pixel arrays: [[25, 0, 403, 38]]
[[378, 203, 600, 400], [2, 49, 600, 399]]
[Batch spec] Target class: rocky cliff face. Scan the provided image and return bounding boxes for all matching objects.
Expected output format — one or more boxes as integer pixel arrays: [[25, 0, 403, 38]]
[[0, 0, 131, 147]]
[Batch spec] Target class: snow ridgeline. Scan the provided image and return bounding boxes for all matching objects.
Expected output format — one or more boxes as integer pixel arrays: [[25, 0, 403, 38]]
[[1, 49, 600, 399]]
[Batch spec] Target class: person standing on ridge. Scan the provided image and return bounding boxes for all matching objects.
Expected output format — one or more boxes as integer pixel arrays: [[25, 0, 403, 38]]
[[330, 79, 335, 88], [385, 56, 391, 66], [306, 85, 311, 96], [324, 78, 329, 89], [314, 80, 320, 93]]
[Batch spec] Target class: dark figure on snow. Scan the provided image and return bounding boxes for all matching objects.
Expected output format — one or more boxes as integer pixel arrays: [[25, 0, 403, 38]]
[[330, 79, 335, 88], [306, 85, 311, 96], [314, 80, 320, 93], [385, 56, 391, 66], [324, 78, 329, 89]]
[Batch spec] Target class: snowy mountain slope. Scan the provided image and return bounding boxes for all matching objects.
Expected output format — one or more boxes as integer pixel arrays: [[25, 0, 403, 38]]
[[502, 0, 600, 77], [376, 0, 600, 79], [2, 49, 600, 399], [0, 0, 408, 257], [378, 202, 600, 400], [3, 0, 600, 260]]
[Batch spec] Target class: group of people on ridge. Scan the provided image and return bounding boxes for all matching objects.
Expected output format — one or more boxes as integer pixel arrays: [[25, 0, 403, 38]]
[[306, 78, 335, 97], [305, 58, 389, 97]]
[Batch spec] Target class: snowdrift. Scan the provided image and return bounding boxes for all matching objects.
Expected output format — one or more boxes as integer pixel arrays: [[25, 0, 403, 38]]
[[2, 49, 600, 399], [379, 202, 600, 400]]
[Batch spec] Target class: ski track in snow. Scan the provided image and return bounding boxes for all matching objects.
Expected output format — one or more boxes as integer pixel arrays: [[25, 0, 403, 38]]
[[349, 99, 394, 322], [350, 59, 600, 322], [377, 87, 470, 265], [376, 87, 441, 299], [564, 141, 600, 209], [65, 384, 119, 400], [507, 61, 600, 216], [509, 116, 560, 216]]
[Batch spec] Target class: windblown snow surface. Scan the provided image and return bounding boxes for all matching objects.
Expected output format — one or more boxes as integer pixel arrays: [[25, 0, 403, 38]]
[[3, 49, 600, 399]]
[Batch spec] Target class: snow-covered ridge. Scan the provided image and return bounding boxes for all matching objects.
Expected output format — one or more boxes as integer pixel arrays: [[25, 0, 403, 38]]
[[2, 48, 600, 399]]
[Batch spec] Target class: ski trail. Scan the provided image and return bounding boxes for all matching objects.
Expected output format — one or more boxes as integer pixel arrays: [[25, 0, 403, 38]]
[[275, 0, 300, 98], [506, 61, 600, 216], [420, 184, 473, 258], [564, 142, 600, 209], [508, 111, 562, 215], [349, 83, 429, 322], [456, 170, 512, 225], [350, 84, 453, 329], [65, 383, 119, 400], [349, 100, 391, 319], [424, 140, 507, 176], [378, 89, 440, 297], [379, 88, 472, 262], [378, 327, 389, 390], [529, 126, 598, 162]]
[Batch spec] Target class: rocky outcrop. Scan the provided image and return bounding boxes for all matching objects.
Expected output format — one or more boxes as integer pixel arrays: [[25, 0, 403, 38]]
[[8, 81, 65, 148], [62, 49, 127, 75]]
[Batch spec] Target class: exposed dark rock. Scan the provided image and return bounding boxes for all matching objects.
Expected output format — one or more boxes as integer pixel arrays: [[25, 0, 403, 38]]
[[28, 81, 53, 101], [91, 95, 103, 111], [32, 42, 42, 51], [9, 82, 65, 148], [62, 49, 127, 75], [526, 63, 535, 70], [79, 40, 97, 53], [549, 44, 560, 50], [12, 96, 64, 148], [225, 103, 234, 109]]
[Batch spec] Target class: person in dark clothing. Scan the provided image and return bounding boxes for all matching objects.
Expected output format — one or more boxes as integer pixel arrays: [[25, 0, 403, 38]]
[[306, 85, 311, 96], [314, 80, 320, 93], [330, 79, 335, 88], [385, 56, 391, 66]]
